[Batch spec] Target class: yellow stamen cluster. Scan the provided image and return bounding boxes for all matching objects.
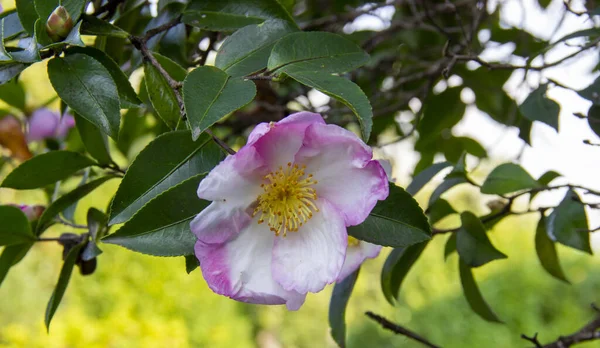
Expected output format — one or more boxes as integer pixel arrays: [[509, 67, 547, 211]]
[[253, 162, 319, 236], [348, 236, 361, 247]]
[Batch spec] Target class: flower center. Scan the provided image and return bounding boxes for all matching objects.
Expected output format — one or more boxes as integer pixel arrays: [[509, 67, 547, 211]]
[[348, 236, 360, 247], [253, 162, 319, 236]]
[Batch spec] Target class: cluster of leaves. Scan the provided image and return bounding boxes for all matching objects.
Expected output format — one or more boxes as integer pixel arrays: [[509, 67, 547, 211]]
[[0, 0, 599, 346]]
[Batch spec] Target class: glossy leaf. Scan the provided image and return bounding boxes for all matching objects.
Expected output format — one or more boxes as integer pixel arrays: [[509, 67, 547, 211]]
[[103, 174, 209, 256], [185, 255, 199, 274], [15, 0, 37, 35], [80, 14, 129, 38], [37, 176, 116, 235], [456, 212, 507, 268], [0, 62, 28, 85], [380, 243, 427, 305], [347, 184, 431, 247], [481, 163, 540, 195], [268, 32, 369, 75], [0, 243, 33, 287], [0, 206, 35, 246], [459, 259, 502, 323], [329, 268, 359, 348], [546, 190, 591, 253], [182, 11, 264, 31], [406, 161, 452, 196], [74, 113, 112, 166], [216, 19, 297, 77], [68, 47, 142, 109], [45, 241, 85, 331], [519, 84, 560, 131], [1, 151, 95, 189], [48, 54, 121, 139], [183, 66, 256, 140], [109, 131, 223, 225], [535, 216, 569, 283], [144, 61, 180, 129], [288, 71, 372, 142]]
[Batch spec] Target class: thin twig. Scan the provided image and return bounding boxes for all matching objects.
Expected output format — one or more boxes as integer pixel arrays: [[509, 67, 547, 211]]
[[56, 216, 87, 229], [365, 311, 441, 348]]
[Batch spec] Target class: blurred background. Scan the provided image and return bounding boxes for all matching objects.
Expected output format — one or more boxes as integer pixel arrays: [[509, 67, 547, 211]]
[[1, 0, 600, 347]]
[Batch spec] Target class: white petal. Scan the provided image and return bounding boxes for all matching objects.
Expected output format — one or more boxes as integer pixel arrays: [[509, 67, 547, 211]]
[[337, 241, 382, 281]]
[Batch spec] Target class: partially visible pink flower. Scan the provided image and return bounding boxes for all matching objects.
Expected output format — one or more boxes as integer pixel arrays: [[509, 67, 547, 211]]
[[0, 4, 3, 13], [11, 204, 45, 220], [337, 237, 382, 281], [191, 112, 389, 310], [27, 108, 75, 142]]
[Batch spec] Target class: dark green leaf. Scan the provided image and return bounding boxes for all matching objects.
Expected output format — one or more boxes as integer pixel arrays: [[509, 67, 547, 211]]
[[216, 19, 297, 77], [587, 105, 600, 137], [74, 113, 112, 166], [37, 176, 116, 235], [535, 216, 569, 283], [445, 153, 468, 179], [519, 84, 560, 131], [380, 243, 427, 305], [109, 131, 224, 225], [428, 198, 457, 225], [68, 46, 142, 108], [185, 255, 199, 274], [0, 243, 33, 287], [428, 177, 467, 207], [182, 11, 264, 31], [48, 54, 121, 139], [45, 241, 85, 331], [456, 212, 507, 267], [1, 151, 96, 189], [579, 77, 600, 105], [406, 161, 452, 196], [416, 88, 466, 150], [153, 53, 187, 82], [61, 169, 88, 223], [268, 32, 369, 75], [80, 14, 129, 38], [15, 0, 37, 35], [0, 206, 35, 246], [459, 259, 502, 323], [348, 184, 431, 247], [547, 190, 591, 253], [1, 10, 25, 40], [0, 19, 13, 62], [0, 62, 28, 85], [444, 233, 457, 260], [10, 21, 40, 63], [144, 61, 181, 129], [43, 20, 86, 49], [329, 268, 359, 348], [0, 79, 26, 110], [538, 0, 551, 9], [81, 208, 107, 261], [481, 163, 540, 195], [103, 174, 209, 256], [183, 66, 256, 140], [288, 71, 372, 142], [531, 170, 561, 200]]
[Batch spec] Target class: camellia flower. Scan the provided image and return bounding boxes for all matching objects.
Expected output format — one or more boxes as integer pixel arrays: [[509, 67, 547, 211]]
[[191, 112, 389, 310], [27, 108, 75, 142]]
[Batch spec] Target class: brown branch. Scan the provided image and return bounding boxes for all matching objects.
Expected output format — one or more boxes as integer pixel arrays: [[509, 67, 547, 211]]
[[365, 311, 441, 348]]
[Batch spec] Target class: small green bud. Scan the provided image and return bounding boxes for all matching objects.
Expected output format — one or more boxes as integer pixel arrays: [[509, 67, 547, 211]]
[[45, 6, 73, 42]]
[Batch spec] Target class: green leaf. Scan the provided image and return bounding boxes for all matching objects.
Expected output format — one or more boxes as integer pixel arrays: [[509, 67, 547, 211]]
[[547, 190, 591, 253], [287, 71, 372, 142], [215, 19, 297, 77], [380, 243, 427, 305], [428, 177, 467, 207], [45, 240, 85, 331], [109, 131, 224, 225], [535, 216, 569, 283], [456, 212, 507, 268], [48, 54, 121, 139], [519, 84, 560, 131], [81, 208, 107, 261], [416, 87, 466, 150], [35, 0, 86, 24], [0, 79, 26, 110], [185, 255, 199, 274], [1, 10, 25, 40], [444, 234, 457, 260], [0, 243, 33, 287], [481, 163, 540, 195], [144, 61, 181, 129], [74, 113, 113, 166], [268, 32, 369, 75], [15, 0, 37, 35], [445, 153, 468, 179], [67, 46, 142, 109], [1, 151, 96, 189], [538, 0, 551, 9], [459, 259, 502, 323], [578, 76, 600, 105], [531, 170, 561, 200], [0, 19, 14, 62], [154, 53, 187, 82], [406, 161, 452, 196], [103, 174, 209, 256], [587, 105, 600, 137], [347, 184, 431, 247], [0, 206, 35, 246], [328, 268, 359, 348], [10, 20, 41, 63], [0, 62, 28, 85], [37, 176, 116, 235], [182, 11, 263, 31], [80, 14, 129, 38], [183, 66, 256, 140], [41, 20, 86, 49], [428, 198, 457, 225]]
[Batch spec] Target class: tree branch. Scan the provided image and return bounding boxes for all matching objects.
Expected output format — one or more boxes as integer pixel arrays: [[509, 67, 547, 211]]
[[522, 305, 600, 347], [365, 311, 441, 348]]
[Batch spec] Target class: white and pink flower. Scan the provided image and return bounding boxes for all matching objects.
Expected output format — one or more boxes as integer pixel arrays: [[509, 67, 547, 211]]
[[191, 112, 389, 310]]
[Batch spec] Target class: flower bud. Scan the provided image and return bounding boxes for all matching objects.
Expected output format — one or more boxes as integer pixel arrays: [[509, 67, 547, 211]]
[[19, 204, 45, 220], [45, 6, 73, 42], [27, 108, 75, 142], [0, 115, 32, 160]]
